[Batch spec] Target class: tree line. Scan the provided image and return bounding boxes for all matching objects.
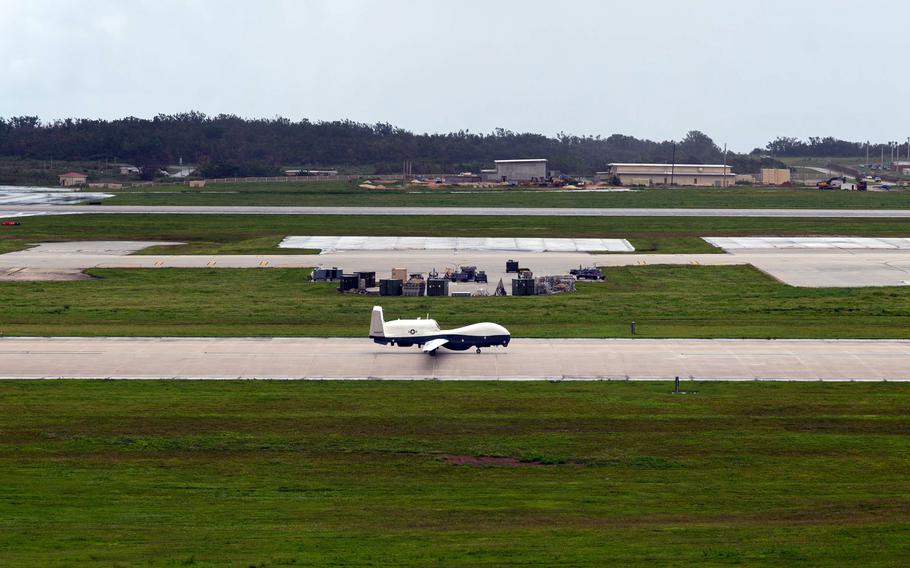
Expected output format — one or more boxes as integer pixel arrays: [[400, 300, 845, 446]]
[[0, 112, 799, 177], [765, 136, 908, 159]]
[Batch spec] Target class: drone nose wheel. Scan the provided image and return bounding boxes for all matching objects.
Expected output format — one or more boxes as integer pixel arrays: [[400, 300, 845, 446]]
[[475, 347, 481, 354]]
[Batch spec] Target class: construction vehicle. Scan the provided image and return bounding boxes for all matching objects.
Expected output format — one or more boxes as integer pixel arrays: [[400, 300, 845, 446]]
[[817, 176, 846, 190]]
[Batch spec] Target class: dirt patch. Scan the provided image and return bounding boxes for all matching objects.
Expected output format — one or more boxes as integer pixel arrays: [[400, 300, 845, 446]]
[[0, 267, 93, 281], [441, 454, 554, 467]]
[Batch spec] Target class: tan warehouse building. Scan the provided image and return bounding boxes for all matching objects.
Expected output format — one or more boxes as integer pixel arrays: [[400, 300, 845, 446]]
[[760, 168, 791, 185], [600, 163, 735, 187], [58, 172, 88, 187]]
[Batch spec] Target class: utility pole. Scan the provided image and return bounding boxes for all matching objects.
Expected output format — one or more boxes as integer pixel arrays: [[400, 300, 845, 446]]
[[670, 143, 677, 186], [866, 141, 869, 166], [722, 143, 728, 188]]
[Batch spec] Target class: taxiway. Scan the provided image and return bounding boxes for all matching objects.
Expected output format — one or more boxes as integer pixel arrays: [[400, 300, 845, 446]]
[[3, 241, 910, 287]]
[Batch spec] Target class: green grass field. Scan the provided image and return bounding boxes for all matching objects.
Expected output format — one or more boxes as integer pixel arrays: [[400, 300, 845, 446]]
[[102, 180, 910, 208], [2, 265, 909, 338], [3, 213, 910, 255], [1, 380, 908, 566], [0, 239, 29, 254]]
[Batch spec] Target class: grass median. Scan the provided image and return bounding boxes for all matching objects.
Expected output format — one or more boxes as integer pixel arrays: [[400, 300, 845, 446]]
[[3, 214, 910, 255], [1, 265, 909, 337], [1, 380, 908, 566], [103, 180, 910, 208]]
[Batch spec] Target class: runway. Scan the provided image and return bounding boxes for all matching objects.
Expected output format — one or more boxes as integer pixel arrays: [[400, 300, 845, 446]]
[[4, 204, 910, 217], [2, 337, 909, 380]]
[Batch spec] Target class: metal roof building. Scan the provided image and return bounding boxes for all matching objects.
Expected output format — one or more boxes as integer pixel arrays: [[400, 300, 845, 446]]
[[489, 159, 547, 182], [604, 163, 735, 187]]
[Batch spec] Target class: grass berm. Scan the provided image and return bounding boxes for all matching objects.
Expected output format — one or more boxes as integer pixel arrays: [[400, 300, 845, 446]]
[[1, 265, 909, 338]]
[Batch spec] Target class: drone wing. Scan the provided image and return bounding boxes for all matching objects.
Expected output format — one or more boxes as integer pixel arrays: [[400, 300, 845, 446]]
[[421, 338, 449, 354]]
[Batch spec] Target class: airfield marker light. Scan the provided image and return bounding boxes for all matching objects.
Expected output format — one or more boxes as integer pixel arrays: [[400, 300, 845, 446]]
[[631, 321, 636, 336], [674, 376, 681, 393]]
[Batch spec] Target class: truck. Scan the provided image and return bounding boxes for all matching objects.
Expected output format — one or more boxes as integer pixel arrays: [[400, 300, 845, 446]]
[[569, 266, 605, 280], [817, 176, 846, 190]]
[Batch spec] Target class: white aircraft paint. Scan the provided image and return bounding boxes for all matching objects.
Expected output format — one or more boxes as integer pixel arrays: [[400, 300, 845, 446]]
[[0, 186, 114, 219]]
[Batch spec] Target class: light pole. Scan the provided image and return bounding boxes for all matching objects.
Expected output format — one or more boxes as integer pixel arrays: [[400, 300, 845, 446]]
[[722, 143, 727, 188], [670, 143, 676, 186]]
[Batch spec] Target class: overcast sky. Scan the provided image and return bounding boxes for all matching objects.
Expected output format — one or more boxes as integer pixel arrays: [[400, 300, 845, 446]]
[[1, 0, 907, 151]]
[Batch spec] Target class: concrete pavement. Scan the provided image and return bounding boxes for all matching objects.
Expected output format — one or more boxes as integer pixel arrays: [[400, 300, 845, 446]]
[[311, 249, 910, 288], [4, 242, 910, 287], [4, 204, 910, 217], [2, 337, 909, 380]]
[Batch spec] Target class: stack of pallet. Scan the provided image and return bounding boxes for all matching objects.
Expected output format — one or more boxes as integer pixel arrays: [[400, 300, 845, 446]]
[[535, 275, 577, 295], [403, 273, 426, 296]]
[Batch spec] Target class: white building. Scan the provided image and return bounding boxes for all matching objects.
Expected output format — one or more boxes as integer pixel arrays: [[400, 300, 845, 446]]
[[489, 159, 548, 182]]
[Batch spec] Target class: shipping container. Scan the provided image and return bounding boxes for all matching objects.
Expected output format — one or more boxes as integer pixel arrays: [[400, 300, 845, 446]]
[[339, 274, 360, 291], [379, 279, 403, 296], [512, 278, 537, 296], [356, 271, 376, 288], [427, 278, 450, 297], [314, 267, 345, 281]]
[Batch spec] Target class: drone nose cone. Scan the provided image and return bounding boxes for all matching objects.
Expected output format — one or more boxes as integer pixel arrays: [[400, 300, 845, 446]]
[[492, 323, 510, 336]]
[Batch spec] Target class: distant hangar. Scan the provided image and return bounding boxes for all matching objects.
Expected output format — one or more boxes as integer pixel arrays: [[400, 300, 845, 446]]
[[482, 159, 547, 183], [598, 163, 735, 187]]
